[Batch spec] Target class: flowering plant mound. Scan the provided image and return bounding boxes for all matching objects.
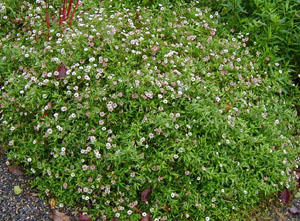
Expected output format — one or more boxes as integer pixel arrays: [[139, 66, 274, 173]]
[[1, 1, 299, 220]]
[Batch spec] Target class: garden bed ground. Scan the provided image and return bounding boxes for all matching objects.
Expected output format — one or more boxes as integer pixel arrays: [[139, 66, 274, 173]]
[[0, 156, 52, 221], [0, 156, 77, 221]]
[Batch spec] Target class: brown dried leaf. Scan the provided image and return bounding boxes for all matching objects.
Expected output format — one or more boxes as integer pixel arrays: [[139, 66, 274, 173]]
[[52, 210, 70, 221], [50, 198, 57, 208], [56, 63, 68, 79], [141, 188, 152, 202], [79, 214, 92, 221], [225, 103, 233, 110], [280, 188, 290, 204], [164, 204, 171, 212], [140, 213, 150, 221], [112, 218, 118, 221], [8, 165, 24, 176]]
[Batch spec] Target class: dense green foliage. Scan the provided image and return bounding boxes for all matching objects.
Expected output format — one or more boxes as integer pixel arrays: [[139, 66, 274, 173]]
[[0, 0, 299, 220], [216, 0, 300, 83]]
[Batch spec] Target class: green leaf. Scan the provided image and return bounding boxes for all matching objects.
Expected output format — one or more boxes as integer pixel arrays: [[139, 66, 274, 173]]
[[13, 186, 23, 195], [295, 192, 300, 198]]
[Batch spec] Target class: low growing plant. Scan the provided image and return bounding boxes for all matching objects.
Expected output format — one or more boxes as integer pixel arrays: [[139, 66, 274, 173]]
[[0, 0, 299, 220]]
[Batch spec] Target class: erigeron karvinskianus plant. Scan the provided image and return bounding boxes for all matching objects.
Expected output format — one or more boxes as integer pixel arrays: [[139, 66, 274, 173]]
[[1, 1, 299, 220]]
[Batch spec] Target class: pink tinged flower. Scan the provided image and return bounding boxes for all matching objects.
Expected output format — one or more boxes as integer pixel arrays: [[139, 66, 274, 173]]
[[158, 106, 164, 111], [61, 106, 67, 112], [221, 71, 228, 75], [89, 136, 96, 143], [202, 56, 210, 62], [187, 35, 196, 41], [151, 46, 160, 55], [142, 212, 147, 217], [82, 165, 88, 171], [106, 143, 111, 149], [63, 182, 68, 189], [97, 68, 104, 74]]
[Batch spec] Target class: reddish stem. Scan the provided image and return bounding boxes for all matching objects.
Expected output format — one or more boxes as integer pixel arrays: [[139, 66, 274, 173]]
[[59, 7, 62, 28], [66, 0, 73, 20], [68, 0, 79, 26], [62, 0, 67, 21]]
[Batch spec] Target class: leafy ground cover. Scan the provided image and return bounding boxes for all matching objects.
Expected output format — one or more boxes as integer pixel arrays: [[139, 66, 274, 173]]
[[0, 0, 299, 220]]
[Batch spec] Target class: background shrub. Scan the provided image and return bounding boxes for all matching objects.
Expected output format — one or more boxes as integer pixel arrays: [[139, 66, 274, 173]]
[[200, 0, 300, 83]]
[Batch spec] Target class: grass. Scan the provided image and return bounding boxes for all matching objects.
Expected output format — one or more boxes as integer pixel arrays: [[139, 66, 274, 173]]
[[0, 0, 299, 220]]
